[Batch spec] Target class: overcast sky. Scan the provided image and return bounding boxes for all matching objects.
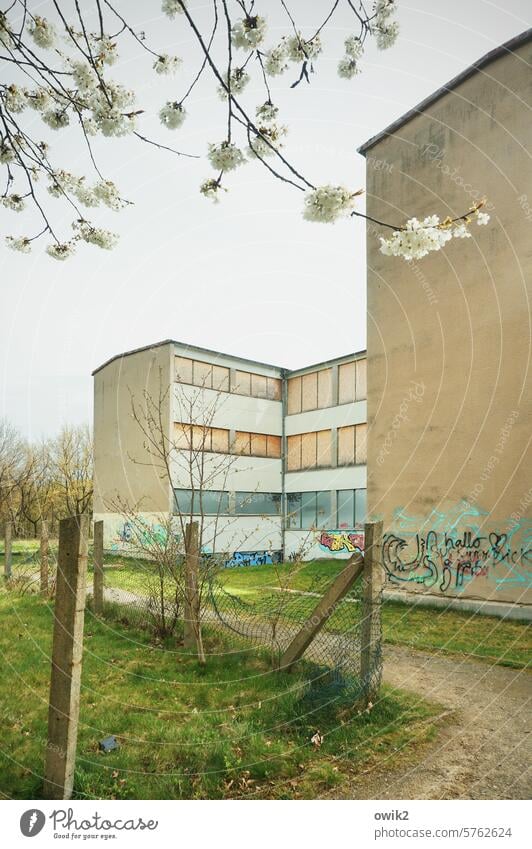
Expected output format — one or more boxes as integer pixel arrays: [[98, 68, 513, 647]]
[[1, 0, 530, 438]]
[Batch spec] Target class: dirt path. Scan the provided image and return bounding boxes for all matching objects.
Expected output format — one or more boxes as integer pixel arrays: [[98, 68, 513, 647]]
[[337, 644, 531, 800]]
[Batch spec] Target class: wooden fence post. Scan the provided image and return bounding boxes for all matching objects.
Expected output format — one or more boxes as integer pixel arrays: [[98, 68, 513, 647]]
[[40, 520, 49, 597], [279, 550, 365, 671], [360, 520, 385, 705], [184, 522, 205, 663], [43, 515, 89, 800], [93, 520, 104, 614], [4, 521, 12, 580]]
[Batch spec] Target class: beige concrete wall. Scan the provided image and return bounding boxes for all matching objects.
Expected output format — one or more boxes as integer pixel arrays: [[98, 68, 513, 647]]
[[93, 343, 172, 516], [365, 42, 532, 607]]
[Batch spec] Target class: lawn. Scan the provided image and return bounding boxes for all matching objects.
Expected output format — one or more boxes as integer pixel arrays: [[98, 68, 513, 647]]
[[0, 592, 441, 800], [100, 555, 531, 669]]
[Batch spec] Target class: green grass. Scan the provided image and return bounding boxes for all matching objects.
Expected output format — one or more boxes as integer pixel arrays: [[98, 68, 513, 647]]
[[101, 556, 531, 669], [0, 592, 441, 800]]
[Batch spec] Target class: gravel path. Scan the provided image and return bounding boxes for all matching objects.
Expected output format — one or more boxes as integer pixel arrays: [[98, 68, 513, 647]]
[[336, 644, 531, 800]]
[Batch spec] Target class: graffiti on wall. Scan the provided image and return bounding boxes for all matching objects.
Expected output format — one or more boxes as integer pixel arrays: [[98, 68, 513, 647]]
[[111, 520, 178, 551], [224, 550, 282, 568], [319, 531, 365, 554], [382, 501, 532, 594]]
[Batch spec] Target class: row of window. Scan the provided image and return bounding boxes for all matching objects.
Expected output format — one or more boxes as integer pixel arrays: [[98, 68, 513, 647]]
[[287, 489, 367, 530], [287, 359, 366, 415], [174, 423, 282, 459], [172, 488, 367, 528], [287, 424, 367, 471], [175, 356, 282, 400]]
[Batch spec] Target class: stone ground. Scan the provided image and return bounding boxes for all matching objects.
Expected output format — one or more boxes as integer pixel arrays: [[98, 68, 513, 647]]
[[329, 644, 531, 800]]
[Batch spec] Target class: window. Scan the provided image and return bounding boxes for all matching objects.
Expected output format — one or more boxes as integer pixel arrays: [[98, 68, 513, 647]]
[[193, 360, 213, 388], [317, 368, 332, 409], [356, 358, 367, 400], [337, 425, 356, 466], [338, 361, 356, 405], [251, 433, 268, 458], [175, 424, 280, 459], [287, 430, 332, 471], [235, 492, 281, 515], [355, 489, 367, 528], [234, 370, 252, 396], [211, 427, 229, 453], [286, 491, 333, 529], [355, 423, 367, 464], [301, 372, 318, 412], [301, 432, 317, 469], [316, 429, 332, 468], [212, 364, 230, 392], [175, 356, 193, 384], [287, 433, 301, 471], [301, 492, 317, 528], [337, 489, 355, 528], [287, 376, 301, 414], [251, 373, 268, 399], [316, 491, 332, 528], [287, 368, 333, 413], [267, 435, 282, 458], [267, 377, 282, 401], [287, 492, 302, 528], [173, 489, 230, 515]]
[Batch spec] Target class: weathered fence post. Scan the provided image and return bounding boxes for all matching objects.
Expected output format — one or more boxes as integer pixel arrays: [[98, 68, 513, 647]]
[[184, 521, 205, 663], [40, 520, 49, 597], [93, 520, 104, 614], [360, 520, 385, 705], [279, 550, 365, 671], [4, 521, 12, 580], [43, 515, 89, 800]]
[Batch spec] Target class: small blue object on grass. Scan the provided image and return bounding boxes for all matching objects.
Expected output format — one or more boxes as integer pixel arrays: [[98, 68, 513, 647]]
[[99, 735, 119, 753]]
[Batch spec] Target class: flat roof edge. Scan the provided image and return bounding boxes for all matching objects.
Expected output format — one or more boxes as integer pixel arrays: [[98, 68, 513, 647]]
[[357, 28, 532, 155]]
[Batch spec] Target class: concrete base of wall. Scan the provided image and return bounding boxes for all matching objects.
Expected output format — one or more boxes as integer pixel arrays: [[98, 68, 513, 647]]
[[384, 589, 531, 622]]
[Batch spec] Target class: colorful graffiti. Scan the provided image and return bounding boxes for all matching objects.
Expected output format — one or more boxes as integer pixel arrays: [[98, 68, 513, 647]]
[[382, 502, 532, 595], [319, 531, 365, 554], [224, 550, 282, 568], [111, 520, 178, 550]]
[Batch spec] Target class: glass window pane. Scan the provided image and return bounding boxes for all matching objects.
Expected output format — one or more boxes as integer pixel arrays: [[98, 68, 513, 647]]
[[235, 370, 251, 396], [286, 492, 302, 528], [175, 356, 193, 384], [355, 489, 367, 528], [301, 491, 317, 528], [174, 489, 194, 514], [235, 492, 281, 515], [337, 489, 354, 529], [198, 490, 229, 515], [316, 491, 332, 528]]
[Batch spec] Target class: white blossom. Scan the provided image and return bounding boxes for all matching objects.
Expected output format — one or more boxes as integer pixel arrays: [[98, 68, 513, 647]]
[[452, 222, 471, 239], [0, 142, 15, 163], [94, 180, 123, 210], [42, 109, 70, 130], [379, 215, 455, 261], [162, 0, 185, 18], [159, 101, 186, 129], [77, 223, 119, 249], [345, 35, 364, 60], [256, 102, 278, 122], [200, 178, 224, 202], [375, 21, 399, 50], [27, 88, 52, 112], [71, 62, 96, 91], [264, 42, 289, 76], [46, 241, 77, 261], [94, 37, 118, 65], [5, 235, 31, 254], [218, 68, 250, 99], [4, 85, 27, 114], [207, 141, 245, 172], [2, 194, 25, 212], [0, 12, 13, 48], [28, 16, 55, 49], [153, 54, 181, 75], [303, 185, 359, 223], [337, 57, 361, 79], [248, 124, 287, 159], [231, 16, 267, 50], [476, 211, 490, 225], [287, 33, 322, 63], [47, 170, 81, 198]]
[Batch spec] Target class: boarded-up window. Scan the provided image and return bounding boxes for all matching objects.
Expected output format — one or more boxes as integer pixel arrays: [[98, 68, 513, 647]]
[[356, 358, 367, 400], [267, 435, 281, 458], [212, 364, 230, 392], [317, 368, 332, 409], [175, 356, 193, 384], [301, 372, 318, 412], [174, 422, 191, 449], [235, 431, 251, 455], [211, 427, 229, 453], [251, 373, 268, 399], [355, 423, 367, 464], [287, 377, 301, 415], [301, 432, 317, 469], [251, 432, 268, 457], [337, 425, 355, 465], [191, 425, 209, 451], [287, 434, 301, 471], [338, 361, 356, 405], [267, 377, 282, 401], [193, 360, 213, 389], [316, 429, 332, 468], [235, 370, 252, 396]]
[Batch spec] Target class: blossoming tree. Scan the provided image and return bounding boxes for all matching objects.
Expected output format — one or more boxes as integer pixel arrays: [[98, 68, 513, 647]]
[[0, 0, 489, 261]]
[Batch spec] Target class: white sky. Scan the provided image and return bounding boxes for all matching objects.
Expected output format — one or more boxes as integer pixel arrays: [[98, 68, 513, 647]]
[[1, 0, 530, 438]]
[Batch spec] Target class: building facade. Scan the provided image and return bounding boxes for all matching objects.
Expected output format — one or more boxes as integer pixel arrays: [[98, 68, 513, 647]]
[[93, 340, 367, 563], [359, 30, 532, 614]]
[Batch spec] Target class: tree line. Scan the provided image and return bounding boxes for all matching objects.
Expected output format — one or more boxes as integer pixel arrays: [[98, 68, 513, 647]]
[[0, 418, 93, 538]]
